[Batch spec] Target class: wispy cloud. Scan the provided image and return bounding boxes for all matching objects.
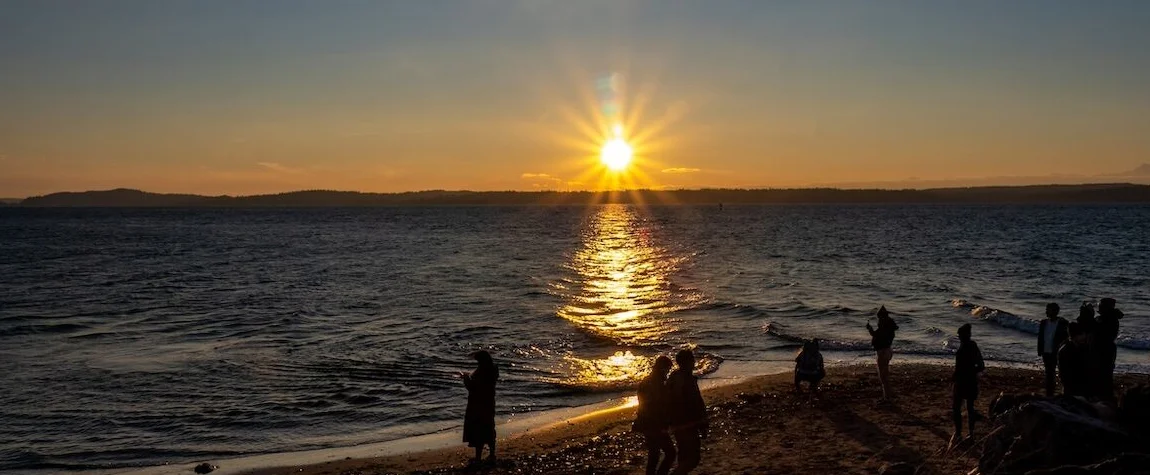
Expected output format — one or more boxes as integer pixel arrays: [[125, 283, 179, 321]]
[[257, 162, 304, 174], [521, 172, 565, 189], [662, 167, 701, 174]]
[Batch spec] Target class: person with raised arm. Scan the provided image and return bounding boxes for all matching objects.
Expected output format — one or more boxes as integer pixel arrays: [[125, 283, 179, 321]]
[[866, 306, 898, 401]]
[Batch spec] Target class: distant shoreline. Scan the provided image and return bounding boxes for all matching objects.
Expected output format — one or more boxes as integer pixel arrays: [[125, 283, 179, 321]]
[[10, 183, 1150, 207]]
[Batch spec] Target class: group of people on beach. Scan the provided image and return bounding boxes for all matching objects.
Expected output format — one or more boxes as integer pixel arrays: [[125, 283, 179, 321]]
[[457, 298, 1127, 473], [790, 299, 1127, 444], [1037, 298, 1125, 402]]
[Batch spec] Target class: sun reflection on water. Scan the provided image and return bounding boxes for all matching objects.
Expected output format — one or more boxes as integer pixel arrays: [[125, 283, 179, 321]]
[[549, 204, 702, 389]]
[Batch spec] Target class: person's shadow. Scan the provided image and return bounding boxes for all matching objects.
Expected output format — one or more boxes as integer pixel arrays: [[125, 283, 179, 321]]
[[885, 403, 955, 442], [824, 405, 931, 465]]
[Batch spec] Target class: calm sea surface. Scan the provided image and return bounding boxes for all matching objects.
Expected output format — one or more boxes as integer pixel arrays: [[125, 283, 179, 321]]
[[1, 204, 1148, 470]]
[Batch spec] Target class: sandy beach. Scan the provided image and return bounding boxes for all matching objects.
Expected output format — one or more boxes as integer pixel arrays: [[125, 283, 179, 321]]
[[239, 363, 1148, 475]]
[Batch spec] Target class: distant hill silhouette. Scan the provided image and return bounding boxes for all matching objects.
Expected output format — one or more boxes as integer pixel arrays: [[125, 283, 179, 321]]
[[15, 184, 1150, 207], [1118, 163, 1150, 176]]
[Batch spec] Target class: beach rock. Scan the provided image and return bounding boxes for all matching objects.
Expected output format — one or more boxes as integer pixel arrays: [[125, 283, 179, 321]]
[[193, 463, 216, 474], [980, 399, 1132, 475], [879, 461, 916, 475], [736, 392, 764, 404], [1120, 385, 1150, 434], [989, 392, 1043, 419]]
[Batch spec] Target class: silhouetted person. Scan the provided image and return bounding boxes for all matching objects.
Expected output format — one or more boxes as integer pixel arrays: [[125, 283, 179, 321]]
[[1076, 302, 1096, 335], [667, 350, 707, 475], [794, 339, 826, 395], [634, 356, 676, 475], [1094, 298, 1124, 401], [461, 350, 498, 464], [1037, 303, 1069, 397], [1058, 322, 1094, 398], [866, 306, 898, 401], [952, 324, 985, 441]]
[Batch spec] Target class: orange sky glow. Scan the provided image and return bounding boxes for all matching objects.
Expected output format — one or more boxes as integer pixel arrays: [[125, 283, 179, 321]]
[[2, 2, 1148, 197]]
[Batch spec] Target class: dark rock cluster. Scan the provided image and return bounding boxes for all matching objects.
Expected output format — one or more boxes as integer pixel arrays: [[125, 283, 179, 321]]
[[977, 388, 1150, 475]]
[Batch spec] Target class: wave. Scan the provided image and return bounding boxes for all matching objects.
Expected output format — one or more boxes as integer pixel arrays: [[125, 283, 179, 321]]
[[951, 299, 1039, 333], [761, 321, 873, 351], [539, 349, 724, 393], [952, 299, 1149, 350], [693, 301, 860, 320]]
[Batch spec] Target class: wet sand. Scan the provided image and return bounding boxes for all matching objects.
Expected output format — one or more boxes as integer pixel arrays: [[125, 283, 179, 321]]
[[245, 363, 1149, 475]]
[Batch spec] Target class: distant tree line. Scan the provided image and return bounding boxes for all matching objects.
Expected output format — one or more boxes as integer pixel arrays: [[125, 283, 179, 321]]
[[14, 184, 1150, 207]]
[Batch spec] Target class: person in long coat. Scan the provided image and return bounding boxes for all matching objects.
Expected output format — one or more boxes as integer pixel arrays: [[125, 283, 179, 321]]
[[461, 350, 498, 464]]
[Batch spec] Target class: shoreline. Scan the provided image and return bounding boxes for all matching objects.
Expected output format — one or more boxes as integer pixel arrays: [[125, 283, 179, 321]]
[[92, 355, 1136, 475], [239, 363, 1148, 475], [102, 359, 800, 475]]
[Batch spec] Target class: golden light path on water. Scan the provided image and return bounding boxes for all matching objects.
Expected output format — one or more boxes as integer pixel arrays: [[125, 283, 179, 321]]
[[550, 204, 700, 390]]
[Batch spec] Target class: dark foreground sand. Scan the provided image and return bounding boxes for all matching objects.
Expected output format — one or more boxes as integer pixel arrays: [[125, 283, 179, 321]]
[[246, 364, 1149, 475]]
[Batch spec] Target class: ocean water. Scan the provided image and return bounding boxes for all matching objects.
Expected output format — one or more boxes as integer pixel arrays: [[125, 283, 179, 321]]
[[1, 204, 1147, 470]]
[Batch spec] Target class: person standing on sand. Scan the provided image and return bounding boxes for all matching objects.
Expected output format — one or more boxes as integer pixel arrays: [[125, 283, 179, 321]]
[[1037, 303, 1069, 397], [1076, 302, 1096, 335], [460, 350, 498, 465], [794, 339, 826, 396], [952, 324, 985, 441], [634, 356, 676, 475], [866, 306, 898, 401], [1094, 298, 1124, 401], [667, 350, 708, 475], [1058, 322, 1094, 398]]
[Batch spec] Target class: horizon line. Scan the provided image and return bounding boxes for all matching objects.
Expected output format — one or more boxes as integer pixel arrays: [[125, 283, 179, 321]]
[[6, 182, 1148, 201], [4, 179, 1145, 197]]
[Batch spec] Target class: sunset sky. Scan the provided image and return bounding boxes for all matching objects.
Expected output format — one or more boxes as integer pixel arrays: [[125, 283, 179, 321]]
[[2, 1, 1149, 196]]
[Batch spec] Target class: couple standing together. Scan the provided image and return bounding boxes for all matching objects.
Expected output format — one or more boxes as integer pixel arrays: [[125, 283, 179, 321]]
[[461, 348, 708, 473], [633, 350, 709, 475]]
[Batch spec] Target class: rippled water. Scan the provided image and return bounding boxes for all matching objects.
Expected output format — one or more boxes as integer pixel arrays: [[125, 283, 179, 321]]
[[1, 204, 1147, 470]]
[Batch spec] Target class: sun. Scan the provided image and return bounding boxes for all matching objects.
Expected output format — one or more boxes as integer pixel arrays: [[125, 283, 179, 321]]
[[601, 138, 632, 171], [600, 126, 633, 171]]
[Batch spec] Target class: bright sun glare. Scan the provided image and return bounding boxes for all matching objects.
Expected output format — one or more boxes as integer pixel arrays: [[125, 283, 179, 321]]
[[600, 125, 633, 171]]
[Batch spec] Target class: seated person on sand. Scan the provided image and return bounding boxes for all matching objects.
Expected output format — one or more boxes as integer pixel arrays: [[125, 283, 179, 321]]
[[794, 339, 826, 395]]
